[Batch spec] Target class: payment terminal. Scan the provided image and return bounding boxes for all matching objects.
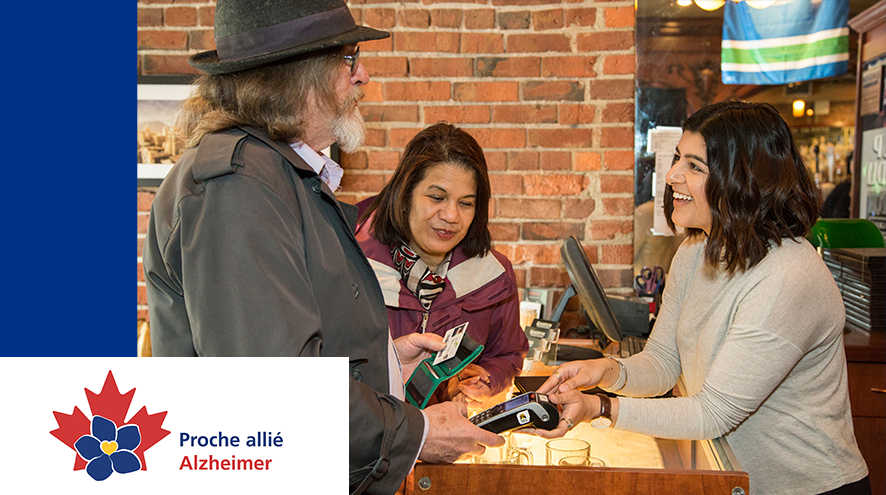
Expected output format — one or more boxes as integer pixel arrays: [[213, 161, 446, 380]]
[[470, 392, 560, 434]]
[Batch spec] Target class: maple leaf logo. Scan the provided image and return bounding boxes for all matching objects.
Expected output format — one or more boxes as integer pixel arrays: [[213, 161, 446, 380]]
[[50, 370, 170, 481]]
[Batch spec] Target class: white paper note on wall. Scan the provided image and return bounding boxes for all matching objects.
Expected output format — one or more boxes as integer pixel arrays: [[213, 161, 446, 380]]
[[646, 126, 683, 236]]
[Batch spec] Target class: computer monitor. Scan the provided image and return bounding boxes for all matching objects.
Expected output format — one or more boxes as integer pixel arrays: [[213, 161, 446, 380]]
[[555, 236, 625, 346]]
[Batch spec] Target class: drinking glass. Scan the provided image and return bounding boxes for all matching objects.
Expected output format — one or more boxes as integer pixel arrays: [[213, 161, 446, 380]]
[[545, 438, 590, 466]]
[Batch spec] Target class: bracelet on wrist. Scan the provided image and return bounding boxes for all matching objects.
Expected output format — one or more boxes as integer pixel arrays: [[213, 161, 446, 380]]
[[607, 356, 627, 392]]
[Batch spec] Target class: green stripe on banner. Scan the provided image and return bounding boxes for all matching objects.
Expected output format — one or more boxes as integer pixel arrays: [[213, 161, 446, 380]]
[[722, 36, 848, 65]]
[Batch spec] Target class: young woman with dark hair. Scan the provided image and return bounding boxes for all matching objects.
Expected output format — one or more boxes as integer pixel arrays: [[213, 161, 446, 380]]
[[663, 100, 821, 272], [536, 102, 870, 495]]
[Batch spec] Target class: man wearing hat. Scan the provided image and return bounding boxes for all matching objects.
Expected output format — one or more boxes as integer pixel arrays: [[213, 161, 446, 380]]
[[143, 1, 504, 493]]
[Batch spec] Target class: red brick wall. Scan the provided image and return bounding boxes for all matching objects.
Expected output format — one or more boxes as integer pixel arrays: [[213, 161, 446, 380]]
[[137, 0, 637, 331]]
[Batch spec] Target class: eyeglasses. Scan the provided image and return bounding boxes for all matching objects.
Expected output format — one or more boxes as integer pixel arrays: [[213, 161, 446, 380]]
[[342, 46, 360, 76]]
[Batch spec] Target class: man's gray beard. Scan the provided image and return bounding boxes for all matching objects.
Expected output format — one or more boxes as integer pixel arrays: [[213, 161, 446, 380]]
[[332, 90, 365, 154]]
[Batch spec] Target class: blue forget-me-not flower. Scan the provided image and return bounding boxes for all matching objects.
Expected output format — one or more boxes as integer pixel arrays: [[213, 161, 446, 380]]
[[74, 415, 142, 481]]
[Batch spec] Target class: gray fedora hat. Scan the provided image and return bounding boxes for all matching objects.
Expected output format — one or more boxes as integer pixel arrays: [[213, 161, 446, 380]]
[[189, 0, 390, 75]]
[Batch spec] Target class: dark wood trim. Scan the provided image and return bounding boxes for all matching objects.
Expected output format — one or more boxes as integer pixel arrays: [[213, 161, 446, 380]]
[[844, 327, 886, 364], [847, 0, 886, 34], [413, 463, 749, 495]]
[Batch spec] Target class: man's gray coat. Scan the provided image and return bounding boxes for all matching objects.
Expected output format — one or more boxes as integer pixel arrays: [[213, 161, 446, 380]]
[[143, 127, 423, 494]]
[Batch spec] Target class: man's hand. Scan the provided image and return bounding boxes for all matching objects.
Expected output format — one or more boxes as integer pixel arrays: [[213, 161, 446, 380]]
[[394, 333, 446, 382], [419, 401, 504, 464]]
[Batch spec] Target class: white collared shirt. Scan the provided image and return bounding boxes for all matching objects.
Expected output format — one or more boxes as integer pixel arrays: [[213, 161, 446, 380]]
[[289, 141, 343, 194]]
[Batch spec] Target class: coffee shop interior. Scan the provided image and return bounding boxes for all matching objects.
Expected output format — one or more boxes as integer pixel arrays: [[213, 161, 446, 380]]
[[136, 1, 885, 493]]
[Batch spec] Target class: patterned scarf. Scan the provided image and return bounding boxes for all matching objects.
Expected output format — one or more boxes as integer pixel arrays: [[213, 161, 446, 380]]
[[392, 242, 450, 310]]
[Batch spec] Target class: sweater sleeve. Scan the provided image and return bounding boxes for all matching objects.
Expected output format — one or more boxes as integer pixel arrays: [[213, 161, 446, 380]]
[[617, 328, 805, 440]]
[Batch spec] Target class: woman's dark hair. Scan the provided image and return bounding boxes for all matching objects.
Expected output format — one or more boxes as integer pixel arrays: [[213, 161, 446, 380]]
[[664, 101, 820, 274], [360, 122, 493, 258]]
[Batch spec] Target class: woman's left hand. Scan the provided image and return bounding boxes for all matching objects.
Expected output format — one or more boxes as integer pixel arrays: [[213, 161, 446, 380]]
[[446, 364, 493, 408], [536, 359, 608, 395]]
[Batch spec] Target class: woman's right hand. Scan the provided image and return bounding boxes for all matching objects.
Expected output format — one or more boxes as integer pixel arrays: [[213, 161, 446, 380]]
[[531, 390, 598, 439], [536, 358, 609, 395]]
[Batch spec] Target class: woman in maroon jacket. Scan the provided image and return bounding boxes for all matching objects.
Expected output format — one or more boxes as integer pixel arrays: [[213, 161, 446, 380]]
[[356, 123, 528, 409]]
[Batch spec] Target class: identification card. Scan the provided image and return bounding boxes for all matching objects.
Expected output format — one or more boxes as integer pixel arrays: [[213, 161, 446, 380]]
[[433, 322, 469, 365]]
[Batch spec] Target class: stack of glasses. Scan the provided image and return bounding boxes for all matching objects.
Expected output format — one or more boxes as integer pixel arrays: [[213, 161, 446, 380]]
[[822, 247, 885, 332]]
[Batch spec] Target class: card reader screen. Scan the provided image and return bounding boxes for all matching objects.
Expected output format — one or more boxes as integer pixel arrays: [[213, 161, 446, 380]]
[[502, 393, 531, 411]]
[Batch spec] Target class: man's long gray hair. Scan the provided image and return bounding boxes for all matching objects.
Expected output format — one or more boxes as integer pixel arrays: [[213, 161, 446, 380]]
[[176, 46, 346, 148]]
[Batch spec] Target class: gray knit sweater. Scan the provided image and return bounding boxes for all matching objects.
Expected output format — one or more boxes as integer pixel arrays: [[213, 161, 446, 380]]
[[609, 236, 868, 495]]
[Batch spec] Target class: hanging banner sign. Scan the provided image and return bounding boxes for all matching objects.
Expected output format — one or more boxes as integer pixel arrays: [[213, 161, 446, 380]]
[[721, 0, 849, 85]]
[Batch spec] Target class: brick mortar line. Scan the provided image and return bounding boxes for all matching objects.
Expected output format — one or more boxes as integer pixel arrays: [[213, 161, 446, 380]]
[[360, 101, 633, 104], [414, 116, 619, 122], [137, 50, 208, 56], [356, 143, 635, 147], [137, 50, 635, 57], [136, 30, 635, 36], [348, 2, 635, 6], [135, 2, 634, 7], [137, 28, 212, 32], [354, 150, 636, 153], [358, 10, 620, 13], [337, 28, 636, 32], [362, 121, 633, 125], [369, 53, 636, 57], [365, 76, 636, 80], [365, 56, 634, 59], [359, 130, 631, 133], [349, 6, 632, 11], [345, 165, 635, 169], [343, 171, 633, 176], [136, 3, 212, 6]]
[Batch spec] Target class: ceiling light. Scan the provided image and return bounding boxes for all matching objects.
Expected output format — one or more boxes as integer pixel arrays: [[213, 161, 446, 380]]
[[694, 0, 726, 10], [677, 0, 693, 6], [746, 0, 776, 8], [792, 100, 805, 117]]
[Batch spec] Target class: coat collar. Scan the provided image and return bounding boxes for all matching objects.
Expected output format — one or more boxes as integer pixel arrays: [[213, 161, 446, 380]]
[[239, 126, 341, 195], [238, 126, 359, 230]]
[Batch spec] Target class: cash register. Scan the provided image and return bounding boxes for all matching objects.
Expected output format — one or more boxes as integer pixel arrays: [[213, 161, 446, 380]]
[[552, 236, 650, 360]]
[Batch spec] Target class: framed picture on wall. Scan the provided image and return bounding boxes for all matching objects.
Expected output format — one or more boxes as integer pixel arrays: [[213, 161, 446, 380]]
[[136, 75, 340, 188], [137, 75, 196, 188]]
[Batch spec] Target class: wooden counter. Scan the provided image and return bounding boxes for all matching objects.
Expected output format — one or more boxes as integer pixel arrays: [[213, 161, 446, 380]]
[[843, 327, 886, 495], [414, 342, 749, 495], [412, 464, 748, 495]]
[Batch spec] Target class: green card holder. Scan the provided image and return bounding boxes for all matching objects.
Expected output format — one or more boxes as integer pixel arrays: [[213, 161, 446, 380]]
[[405, 333, 484, 409]]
